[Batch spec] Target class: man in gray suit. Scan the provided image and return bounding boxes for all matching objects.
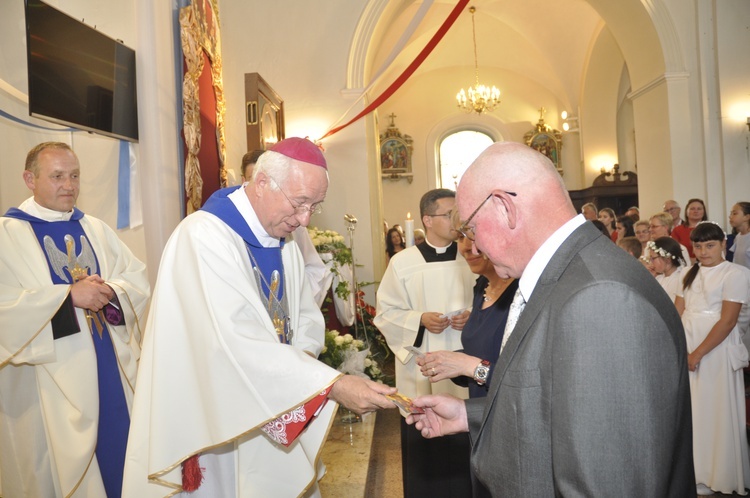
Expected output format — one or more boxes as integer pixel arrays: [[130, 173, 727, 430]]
[[407, 142, 694, 496]]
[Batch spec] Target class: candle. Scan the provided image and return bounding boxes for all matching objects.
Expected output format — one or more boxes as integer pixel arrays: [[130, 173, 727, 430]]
[[404, 213, 415, 247]]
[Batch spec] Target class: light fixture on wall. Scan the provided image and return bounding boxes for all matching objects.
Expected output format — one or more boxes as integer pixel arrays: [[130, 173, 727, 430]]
[[561, 110, 579, 132], [456, 6, 501, 115]]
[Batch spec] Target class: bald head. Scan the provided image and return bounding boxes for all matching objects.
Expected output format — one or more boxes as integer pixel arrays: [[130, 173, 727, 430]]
[[457, 142, 576, 278]]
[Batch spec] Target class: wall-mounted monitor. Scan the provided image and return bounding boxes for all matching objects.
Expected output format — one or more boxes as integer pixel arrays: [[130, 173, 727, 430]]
[[25, 0, 139, 142]]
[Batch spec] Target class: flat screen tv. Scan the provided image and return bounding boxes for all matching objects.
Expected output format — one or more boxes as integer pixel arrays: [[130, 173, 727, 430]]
[[25, 0, 139, 142]]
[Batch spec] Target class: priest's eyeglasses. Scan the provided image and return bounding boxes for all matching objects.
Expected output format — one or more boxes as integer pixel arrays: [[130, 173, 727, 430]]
[[269, 177, 323, 216], [458, 191, 517, 241]]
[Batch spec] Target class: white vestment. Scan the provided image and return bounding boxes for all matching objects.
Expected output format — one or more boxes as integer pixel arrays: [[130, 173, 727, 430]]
[[374, 245, 474, 398], [0, 200, 150, 498], [122, 209, 341, 498]]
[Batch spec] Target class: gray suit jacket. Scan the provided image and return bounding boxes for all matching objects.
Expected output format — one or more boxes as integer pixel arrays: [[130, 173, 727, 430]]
[[467, 222, 694, 497]]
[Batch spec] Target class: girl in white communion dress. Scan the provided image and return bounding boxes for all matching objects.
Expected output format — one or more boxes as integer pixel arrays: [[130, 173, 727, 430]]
[[674, 222, 750, 496]]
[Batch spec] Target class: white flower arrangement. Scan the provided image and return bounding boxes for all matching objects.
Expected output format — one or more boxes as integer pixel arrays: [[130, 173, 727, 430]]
[[646, 240, 676, 260], [319, 330, 385, 383], [307, 227, 353, 301]]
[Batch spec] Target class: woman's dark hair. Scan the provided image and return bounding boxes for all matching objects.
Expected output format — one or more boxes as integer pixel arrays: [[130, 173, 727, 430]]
[[683, 198, 708, 225], [736, 202, 750, 217], [651, 236, 686, 267], [590, 220, 610, 237], [385, 227, 405, 258], [682, 222, 725, 290], [732, 202, 750, 235], [616, 215, 635, 238]]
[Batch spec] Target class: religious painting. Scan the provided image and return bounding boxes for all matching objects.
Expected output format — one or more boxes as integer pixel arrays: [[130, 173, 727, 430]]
[[379, 114, 413, 179], [524, 107, 563, 175]]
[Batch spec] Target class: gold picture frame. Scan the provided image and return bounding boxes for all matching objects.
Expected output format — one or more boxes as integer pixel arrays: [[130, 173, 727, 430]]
[[380, 113, 413, 182], [524, 107, 563, 175]]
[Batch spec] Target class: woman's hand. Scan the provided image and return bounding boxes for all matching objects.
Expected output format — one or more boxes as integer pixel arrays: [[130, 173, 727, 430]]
[[418, 350, 480, 382], [687, 350, 702, 372]]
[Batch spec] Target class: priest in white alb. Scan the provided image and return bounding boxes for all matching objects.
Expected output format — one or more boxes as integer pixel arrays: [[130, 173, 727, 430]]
[[374, 188, 475, 497], [0, 142, 150, 498]]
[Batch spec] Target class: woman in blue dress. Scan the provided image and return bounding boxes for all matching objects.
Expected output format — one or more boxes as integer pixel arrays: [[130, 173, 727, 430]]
[[417, 211, 517, 496]]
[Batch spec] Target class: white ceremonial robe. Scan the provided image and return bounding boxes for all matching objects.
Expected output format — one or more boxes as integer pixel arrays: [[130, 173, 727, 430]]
[[374, 245, 475, 399], [122, 211, 341, 498], [0, 208, 150, 497]]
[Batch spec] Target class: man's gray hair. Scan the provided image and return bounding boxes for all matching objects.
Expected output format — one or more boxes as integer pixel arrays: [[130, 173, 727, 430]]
[[251, 150, 291, 189]]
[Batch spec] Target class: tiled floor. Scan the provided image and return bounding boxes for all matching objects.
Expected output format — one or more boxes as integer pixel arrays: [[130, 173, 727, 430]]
[[318, 410, 377, 498]]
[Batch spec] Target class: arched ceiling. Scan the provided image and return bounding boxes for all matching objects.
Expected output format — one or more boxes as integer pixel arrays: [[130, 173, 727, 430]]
[[359, 0, 668, 112]]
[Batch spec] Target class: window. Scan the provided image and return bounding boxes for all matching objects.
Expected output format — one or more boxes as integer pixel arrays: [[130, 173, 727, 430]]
[[438, 130, 494, 190]]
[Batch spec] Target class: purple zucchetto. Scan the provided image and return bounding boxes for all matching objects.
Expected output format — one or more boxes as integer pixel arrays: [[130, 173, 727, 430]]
[[269, 137, 327, 170]]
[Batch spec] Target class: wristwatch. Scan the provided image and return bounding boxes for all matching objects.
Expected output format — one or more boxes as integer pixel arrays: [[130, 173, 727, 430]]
[[473, 360, 491, 385]]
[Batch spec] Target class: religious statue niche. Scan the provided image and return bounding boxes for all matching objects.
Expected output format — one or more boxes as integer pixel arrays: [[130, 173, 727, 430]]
[[524, 107, 563, 175], [380, 113, 414, 183]]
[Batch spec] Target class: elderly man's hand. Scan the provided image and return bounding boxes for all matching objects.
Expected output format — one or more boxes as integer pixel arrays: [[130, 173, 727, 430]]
[[405, 394, 468, 438], [329, 375, 398, 415]]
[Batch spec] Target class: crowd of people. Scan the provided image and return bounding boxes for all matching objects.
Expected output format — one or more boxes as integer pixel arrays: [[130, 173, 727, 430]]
[[3, 138, 750, 497], [584, 199, 750, 495]]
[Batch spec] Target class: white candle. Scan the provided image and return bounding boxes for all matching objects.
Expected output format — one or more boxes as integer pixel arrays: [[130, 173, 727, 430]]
[[404, 213, 415, 247]]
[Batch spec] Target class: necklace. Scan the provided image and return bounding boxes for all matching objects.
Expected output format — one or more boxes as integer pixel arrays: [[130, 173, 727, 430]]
[[483, 279, 512, 302]]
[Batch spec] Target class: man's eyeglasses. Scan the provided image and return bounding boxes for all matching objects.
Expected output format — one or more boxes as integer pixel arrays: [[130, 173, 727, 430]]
[[269, 176, 323, 216], [426, 212, 452, 219], [458, 191, 517, 241]]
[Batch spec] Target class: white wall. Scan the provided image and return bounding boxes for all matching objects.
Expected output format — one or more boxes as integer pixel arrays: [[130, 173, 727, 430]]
[[0, 0, 184, 284], [2, 0, 749, 288], [0, 0, 149, 260]]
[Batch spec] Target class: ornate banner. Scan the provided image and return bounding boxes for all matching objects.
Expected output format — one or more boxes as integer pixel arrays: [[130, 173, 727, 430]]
[[180, 0, 228, 214]]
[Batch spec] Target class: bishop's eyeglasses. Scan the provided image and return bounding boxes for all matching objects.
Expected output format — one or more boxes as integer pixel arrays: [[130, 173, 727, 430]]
[[269, 176, 323, 216]]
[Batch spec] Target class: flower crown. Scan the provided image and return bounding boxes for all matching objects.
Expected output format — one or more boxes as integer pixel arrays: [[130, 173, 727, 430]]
[[647, 240, 676, 260]]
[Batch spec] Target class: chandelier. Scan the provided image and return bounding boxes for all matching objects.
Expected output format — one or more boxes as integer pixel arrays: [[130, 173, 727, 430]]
[[456, 6, 501, 114]]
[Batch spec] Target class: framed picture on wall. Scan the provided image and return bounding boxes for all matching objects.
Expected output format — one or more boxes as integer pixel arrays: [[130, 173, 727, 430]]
[[524, 108, 563, 175], [380, 113, 413, 180]]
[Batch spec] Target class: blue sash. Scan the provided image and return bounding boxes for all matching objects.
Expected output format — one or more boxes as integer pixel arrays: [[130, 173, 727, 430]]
[[202, 187, 291, 343]]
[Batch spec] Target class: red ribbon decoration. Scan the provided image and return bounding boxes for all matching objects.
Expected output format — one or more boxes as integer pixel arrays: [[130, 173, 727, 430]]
[[319, 0, 470, 141]]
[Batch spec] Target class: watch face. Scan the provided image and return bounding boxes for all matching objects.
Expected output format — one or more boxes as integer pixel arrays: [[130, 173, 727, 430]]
[[474, 364, 490, 385]]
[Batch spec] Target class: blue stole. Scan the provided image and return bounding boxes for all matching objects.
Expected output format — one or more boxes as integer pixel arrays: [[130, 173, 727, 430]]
[[3, 208, 128, 498], [201, 187, 290, 343]]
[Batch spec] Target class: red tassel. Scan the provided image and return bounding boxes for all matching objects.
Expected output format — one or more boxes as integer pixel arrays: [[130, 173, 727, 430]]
[[181, 454, 204, 492]]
